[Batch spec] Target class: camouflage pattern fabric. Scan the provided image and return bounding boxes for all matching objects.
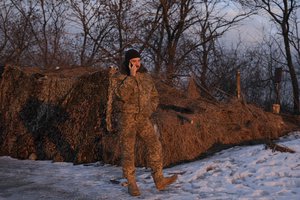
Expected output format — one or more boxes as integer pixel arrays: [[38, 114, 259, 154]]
[[120, 113, 163, 179], [115, 72, 159, 116], [114, 72, 162, 179], [106, 68, 126, 133]]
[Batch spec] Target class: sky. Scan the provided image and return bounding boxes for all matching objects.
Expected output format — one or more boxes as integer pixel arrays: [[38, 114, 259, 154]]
[[0, 131, 299, 200], [222, 2, 300, 47]]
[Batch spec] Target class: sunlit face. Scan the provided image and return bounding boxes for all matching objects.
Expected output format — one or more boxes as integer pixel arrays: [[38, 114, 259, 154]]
[[130, 58, 141, 69]]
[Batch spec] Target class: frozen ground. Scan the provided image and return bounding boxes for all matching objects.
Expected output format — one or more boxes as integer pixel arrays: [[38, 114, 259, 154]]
[[1, 131, 300, 200]]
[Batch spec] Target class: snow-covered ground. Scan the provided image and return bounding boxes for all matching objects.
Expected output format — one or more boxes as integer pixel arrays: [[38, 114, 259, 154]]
[[1, 132, 300, 200]]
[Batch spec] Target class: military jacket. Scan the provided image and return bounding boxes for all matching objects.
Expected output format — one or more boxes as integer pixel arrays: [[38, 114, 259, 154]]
[[115, 72, 159, 116]]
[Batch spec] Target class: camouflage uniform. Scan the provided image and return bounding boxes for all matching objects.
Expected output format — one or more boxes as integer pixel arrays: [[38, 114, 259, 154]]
[[115, 72, 163, 180]]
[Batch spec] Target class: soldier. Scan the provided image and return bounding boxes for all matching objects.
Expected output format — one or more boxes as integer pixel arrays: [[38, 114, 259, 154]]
[[115, 49, 177, 196]]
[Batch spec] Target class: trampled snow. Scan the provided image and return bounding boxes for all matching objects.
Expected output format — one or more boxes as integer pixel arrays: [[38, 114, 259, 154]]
[[1, 131, 300, 200]]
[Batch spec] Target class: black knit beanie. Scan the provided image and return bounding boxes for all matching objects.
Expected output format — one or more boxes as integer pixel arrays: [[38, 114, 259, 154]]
[[125, 49, 141, 63]]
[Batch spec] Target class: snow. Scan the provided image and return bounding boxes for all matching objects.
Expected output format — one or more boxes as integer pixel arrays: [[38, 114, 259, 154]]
[[1, 132, 300, 200]]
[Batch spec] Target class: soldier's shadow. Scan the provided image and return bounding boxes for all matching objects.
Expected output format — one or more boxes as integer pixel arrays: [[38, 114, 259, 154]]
[[20, 97, 75, 161]]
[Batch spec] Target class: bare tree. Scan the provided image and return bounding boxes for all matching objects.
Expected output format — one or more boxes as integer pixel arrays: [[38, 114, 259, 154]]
[[191, 0, 253, 91], [160, 0, 199, 83], [241, 0, 299, 113], [0, 0, 33, 65], [141, 0, 253, 87], [125, 1, 162, 73], [0, 1, 11, 63], [290, 10, 300, 67], [242, 37, 284, 109], [9, 0, 68, 68], [103, 0, 141, 67], [68, 0, 113, 67], [139, 0, 199, 85], [136, 1, 164, 74]]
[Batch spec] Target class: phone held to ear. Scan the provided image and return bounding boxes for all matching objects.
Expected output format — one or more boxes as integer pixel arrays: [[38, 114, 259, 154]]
[[129, 62, 133, 69]]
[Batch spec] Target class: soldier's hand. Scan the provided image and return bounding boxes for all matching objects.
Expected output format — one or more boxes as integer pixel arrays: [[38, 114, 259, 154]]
[[129, 62, 137, 77]]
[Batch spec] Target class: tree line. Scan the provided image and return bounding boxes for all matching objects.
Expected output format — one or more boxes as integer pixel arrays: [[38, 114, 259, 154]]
[[0, 0, 299, 114]]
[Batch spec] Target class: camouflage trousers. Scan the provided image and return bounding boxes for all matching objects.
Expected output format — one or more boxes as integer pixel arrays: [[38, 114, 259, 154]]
[[120, 113, 163, 179]]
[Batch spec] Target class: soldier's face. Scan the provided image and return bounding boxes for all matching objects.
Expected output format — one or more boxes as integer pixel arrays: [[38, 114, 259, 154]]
[[130, 58, 141, 69]]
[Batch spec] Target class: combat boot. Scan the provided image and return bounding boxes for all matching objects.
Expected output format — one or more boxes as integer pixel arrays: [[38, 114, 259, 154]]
[[153, 173, 178, 191], [127, 177, 141, 196]]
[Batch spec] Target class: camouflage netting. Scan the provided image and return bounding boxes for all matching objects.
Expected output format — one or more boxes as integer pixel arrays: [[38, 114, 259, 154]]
[[0, 65, 299, 167]]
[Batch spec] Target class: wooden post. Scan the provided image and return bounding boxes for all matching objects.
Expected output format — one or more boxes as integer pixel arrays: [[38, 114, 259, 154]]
[[236, 70, 241, 100], [274, 67, 282, 104], [273, 67, 282, 114]]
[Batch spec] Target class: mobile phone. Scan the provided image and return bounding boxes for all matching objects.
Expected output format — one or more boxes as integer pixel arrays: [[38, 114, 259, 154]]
[[129, 62, 134, 69]]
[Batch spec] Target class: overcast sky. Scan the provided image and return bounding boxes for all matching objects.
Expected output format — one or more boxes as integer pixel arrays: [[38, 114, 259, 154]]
[[223, 7, 300, 47]]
